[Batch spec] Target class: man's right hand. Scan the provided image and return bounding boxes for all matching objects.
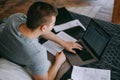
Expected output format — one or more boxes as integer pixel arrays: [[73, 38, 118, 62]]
[[55, 51, 66, 66]]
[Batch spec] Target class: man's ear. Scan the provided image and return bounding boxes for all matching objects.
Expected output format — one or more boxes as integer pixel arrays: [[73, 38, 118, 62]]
[[39, 25, 47, 32]]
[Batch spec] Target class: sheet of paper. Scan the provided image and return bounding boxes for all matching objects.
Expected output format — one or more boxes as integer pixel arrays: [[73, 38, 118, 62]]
[[71, 66, 111, 80], [54, 19, 86, 32], [42, 31, 77, 56]]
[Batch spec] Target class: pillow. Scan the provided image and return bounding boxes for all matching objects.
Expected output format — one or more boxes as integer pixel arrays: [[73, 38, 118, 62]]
[[0, 58, 32, 80]]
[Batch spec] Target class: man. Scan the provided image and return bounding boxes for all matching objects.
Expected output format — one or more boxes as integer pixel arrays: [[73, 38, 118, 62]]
[[0, 2, 82, 80]]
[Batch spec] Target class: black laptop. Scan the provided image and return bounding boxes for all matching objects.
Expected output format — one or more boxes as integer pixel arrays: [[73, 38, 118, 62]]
[[64, 19, 111, 66]]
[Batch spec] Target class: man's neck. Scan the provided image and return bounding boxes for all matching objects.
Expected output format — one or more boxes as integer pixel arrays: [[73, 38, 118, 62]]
[[19, 24, 39, 39]]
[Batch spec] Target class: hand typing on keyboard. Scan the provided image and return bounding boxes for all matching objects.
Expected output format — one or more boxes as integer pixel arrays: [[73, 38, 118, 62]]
[[71, 41, 84, 54], [63, 41, 83, 54], [73, 48, 83, 54]]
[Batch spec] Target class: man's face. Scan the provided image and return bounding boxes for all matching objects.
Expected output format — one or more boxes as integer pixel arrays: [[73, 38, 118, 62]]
[[40, 16, 56, 34], [44, 16, 56, 33]]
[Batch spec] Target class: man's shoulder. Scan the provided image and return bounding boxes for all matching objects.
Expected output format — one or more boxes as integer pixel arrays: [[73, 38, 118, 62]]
[[9, 13, 27, 19], [8, 13, 27, 22]]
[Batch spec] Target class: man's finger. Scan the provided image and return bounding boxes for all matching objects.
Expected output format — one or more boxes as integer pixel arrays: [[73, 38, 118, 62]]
[[76, 43, 83, 48], [70, 49, 76, 54]]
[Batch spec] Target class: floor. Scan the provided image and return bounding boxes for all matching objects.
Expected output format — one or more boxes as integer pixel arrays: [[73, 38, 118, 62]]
[[112, 0, 120, 24], [0, 0, 114, 22], [0, 0, 115, 80]]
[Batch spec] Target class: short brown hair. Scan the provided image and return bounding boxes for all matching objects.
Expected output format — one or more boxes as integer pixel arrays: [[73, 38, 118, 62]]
[[26, 2, 58, 30]]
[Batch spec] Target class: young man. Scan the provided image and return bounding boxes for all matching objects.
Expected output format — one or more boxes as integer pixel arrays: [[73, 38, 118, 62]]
[[0, 2, 82, 80]]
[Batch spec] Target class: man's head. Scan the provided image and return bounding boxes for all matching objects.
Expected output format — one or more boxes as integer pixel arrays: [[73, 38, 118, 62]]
[[26, 2, 58, 32]]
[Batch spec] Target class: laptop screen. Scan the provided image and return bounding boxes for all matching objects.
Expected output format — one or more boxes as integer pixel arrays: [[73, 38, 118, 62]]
[[83, 20, 111, 57]]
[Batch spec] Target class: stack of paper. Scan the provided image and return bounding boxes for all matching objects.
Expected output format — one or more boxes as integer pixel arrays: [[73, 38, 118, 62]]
[[71, 66, 111, 80], [54, 19, 86, 32]]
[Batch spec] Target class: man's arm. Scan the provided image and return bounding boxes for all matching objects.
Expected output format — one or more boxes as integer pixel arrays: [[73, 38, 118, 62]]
[[41, 31, 82, 53], [33, 52, 66, 80], [41, 31, 65, 47]]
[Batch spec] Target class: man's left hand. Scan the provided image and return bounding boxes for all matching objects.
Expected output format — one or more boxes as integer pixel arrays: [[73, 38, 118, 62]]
[[63, 41, 83, 54]]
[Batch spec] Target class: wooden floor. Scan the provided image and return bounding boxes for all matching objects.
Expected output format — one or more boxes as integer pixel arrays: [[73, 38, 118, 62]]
[[0, 0, 114, 22], [0, 0, 115, 80], [112, 0, 120, 24]]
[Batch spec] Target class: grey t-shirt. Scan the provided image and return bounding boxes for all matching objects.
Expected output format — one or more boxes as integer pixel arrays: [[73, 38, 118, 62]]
[[0, 13, 50, 75]]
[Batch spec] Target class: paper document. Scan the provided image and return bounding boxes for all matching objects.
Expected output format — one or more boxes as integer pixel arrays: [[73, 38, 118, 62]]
[[42, 31, 77, 56], [54, 19, 86, 32], [71, 66, 111, 80]]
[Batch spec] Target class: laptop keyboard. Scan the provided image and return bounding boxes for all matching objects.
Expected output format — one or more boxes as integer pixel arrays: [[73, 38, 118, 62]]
[[74, 48, 94, 61]]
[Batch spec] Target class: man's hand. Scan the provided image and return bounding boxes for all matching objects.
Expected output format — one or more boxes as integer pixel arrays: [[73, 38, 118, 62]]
[[63, 41, 83, 54], [55, 51, 66, 65]]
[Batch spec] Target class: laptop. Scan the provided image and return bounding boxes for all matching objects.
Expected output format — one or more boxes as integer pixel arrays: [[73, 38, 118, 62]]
[[64, 19, 111, 66]]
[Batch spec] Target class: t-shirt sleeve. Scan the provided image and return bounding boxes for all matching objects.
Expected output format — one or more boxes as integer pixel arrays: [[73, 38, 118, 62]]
[[0, 13, 26, 32], [27, 45, 50, 75]]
